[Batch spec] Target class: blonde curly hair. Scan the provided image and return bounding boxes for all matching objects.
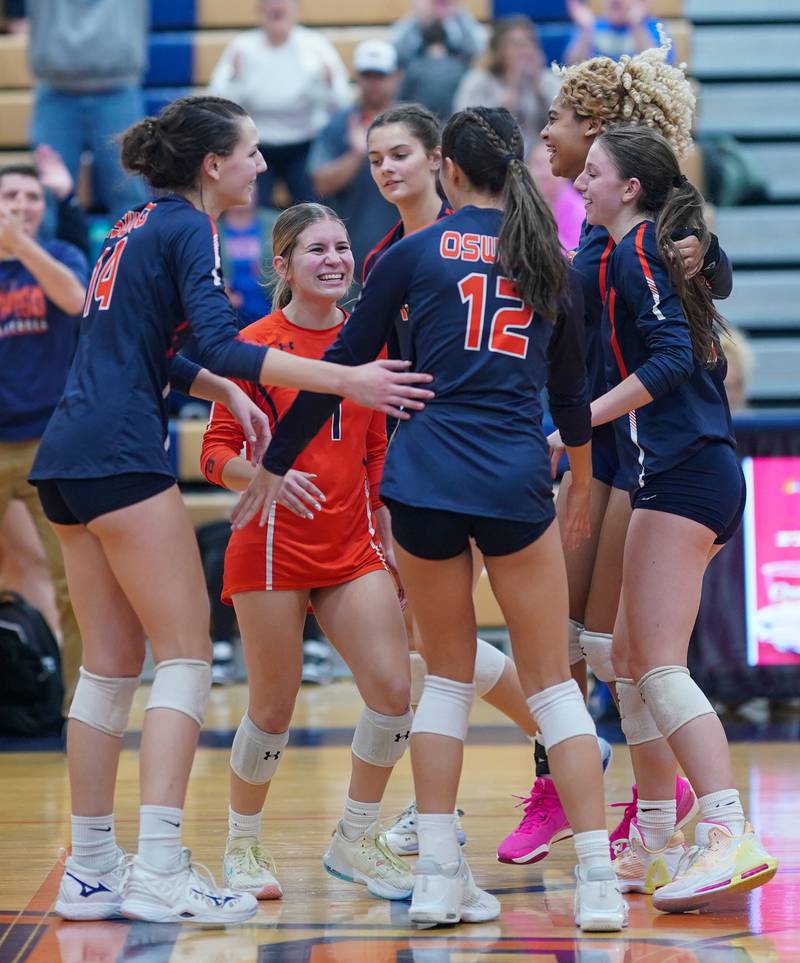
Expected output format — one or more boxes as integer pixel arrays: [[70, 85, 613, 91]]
[[554, 34, 695, 159]]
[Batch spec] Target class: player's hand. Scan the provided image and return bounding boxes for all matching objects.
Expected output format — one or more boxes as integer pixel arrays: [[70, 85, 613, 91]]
[[547, 429, 565, 479], [563, 481, 591, 550], [277, 470, 326, 519], [672, 234, 704, 279], [225, 385, 271, 464], [344, 359, 434, 419], [34, 144, 73, 200], [566, 0, 596, 31], [231, 465, 283, 530]]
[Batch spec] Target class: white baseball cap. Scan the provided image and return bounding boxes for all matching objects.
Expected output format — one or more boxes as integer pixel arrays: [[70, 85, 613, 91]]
[[353, 39, 398, 75]]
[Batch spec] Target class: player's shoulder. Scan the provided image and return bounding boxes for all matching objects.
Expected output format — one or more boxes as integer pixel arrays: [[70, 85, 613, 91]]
[[239, 310, 285, 346]]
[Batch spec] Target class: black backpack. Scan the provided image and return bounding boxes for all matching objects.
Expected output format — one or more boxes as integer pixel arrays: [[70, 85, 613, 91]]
[[0, 591, 65, 736]]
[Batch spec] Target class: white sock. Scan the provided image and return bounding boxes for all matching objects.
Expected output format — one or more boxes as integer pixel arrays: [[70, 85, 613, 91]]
[[417, 812, 461, 866], [573, 829, 613, 872], [699, 789, 746, 835], [71, 813, 118, 871], [637, 798, 677, 850], [340, 796, 381, 841], [228, 807, 262, 842], [138, 804, 183, 871]]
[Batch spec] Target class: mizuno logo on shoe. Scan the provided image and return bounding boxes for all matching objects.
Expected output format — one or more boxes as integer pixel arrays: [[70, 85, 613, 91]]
[[191, 888, 237, 907], [65, 872, 113, 899]]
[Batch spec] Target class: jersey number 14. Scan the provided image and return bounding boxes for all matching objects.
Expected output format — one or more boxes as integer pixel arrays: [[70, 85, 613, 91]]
[[458, 274, 533, 359], [83, 238, 128, 317]]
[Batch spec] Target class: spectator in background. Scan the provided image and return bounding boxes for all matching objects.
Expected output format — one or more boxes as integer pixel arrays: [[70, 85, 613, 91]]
[[1, 0, 26, 33], [26, 0, 147, 219], [0, 159, 87, 708], [209, 0, 352, 208], [309, 41, 402, 283], [390, 0, 485, 69], [565, 0, 671, 64], [219, 196, 277, 327], [398, 19, 470, 120], [454, 17, 560, 153], [527, 141, 585, 252]]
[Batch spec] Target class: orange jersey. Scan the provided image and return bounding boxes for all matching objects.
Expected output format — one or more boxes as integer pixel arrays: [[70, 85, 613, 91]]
[[201, 308, 388, 597]]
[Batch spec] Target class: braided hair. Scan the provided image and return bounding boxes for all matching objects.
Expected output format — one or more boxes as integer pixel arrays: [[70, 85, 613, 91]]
[[441, 107, 566, 319]]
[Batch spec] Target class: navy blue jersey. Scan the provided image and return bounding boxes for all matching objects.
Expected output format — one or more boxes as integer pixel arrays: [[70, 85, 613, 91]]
[[603, 220, 734, 489], [362, 202, 452, 362], [265, 205, 590, 523], [31, 196, 267, 481]]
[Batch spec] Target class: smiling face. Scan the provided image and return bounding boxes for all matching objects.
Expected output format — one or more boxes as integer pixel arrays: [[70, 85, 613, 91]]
[[0, 172, 46, 238], [540, 94, 599, 181], [277, 218, 354, 305], [212, 117, 267, 210], [574, 139, 640, 228], [367, 122, 441, 207]]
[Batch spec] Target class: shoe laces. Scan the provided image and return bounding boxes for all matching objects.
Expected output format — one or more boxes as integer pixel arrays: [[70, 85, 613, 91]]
[[231, 841, 277, 877], [365, 830, 412, 876], [512, 779, 559, 832], [187, 855, 229, 895]]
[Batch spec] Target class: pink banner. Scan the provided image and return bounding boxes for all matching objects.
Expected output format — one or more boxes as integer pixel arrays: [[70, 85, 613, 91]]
[[744, 457, 800, 665]]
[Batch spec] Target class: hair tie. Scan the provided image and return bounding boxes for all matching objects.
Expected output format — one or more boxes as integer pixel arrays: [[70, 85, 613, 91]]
[[673, 173, 688, 188], [503, 153, 520, 165]]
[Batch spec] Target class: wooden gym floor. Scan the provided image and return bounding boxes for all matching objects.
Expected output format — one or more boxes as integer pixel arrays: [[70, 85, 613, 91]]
[[0, 682, 798, 962]]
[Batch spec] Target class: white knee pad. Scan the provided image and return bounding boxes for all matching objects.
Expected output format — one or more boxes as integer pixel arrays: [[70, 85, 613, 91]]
[[616, 677, 662, 745], [411, 675, 474, 742], [568, 619, 584, 666], [230, 715, 289, 785], [527, 678, 596, 752], [68, 666, 140, 737], [145, 658, 211, 726], [638, 665, 716, 738], [409, 651, 426, 705], [579, 630, 615, 683], [352, 705, 414, 767], [474, 638, 507, 697]]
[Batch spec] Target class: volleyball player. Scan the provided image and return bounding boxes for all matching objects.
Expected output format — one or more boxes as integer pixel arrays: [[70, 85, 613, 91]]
[[201, 203, 415, 902], [363, 103, 613, 858], [560, 125, 776, 908], [509, 42, 733, 868], [29, 95, 432, 923], [234, 107, 629, 931]]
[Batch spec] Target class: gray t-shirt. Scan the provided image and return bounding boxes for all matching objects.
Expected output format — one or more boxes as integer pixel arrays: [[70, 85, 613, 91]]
[[307, 106, 398, 283], [27, 0, 148, 91]]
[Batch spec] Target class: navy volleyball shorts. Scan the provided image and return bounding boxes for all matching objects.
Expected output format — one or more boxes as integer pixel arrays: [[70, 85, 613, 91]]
[[36, 473, 175, 526], [591, 422, 629, 490], [631, 442, 745, 545], [386, 499, 555, 561]]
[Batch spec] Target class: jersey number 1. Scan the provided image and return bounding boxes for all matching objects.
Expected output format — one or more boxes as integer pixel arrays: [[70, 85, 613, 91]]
[[458, 274, 533, 358], [83, 238, 128, 317]]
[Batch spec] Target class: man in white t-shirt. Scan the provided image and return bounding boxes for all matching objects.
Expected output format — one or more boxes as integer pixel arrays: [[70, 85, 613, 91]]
[[209, 0, 353, 207]]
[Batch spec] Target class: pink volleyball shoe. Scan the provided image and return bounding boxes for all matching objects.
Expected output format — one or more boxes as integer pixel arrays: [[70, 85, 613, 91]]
[[496, 777, 573, 865]]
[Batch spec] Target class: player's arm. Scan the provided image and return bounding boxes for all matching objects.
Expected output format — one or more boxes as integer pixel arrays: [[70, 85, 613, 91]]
[[547, 268, 593, 547], [591, 233, 693, 429], [0, 216, 85, 314]]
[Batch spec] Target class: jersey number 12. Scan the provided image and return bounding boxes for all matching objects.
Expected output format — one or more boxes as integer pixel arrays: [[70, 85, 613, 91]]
[[458, 274, 533, 359]]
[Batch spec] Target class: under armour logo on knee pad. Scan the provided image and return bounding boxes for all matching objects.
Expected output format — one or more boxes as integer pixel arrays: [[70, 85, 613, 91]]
[[263, 750, 281, 760], [394, 731, 410, 742]]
